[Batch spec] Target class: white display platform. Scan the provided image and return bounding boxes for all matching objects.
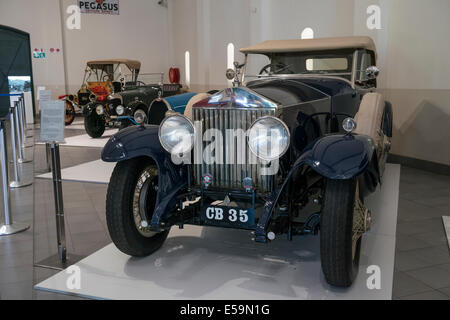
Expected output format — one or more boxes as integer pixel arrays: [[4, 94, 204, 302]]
[[35, 164, 400, 300], [65, 120, 85, 130], [37, 129, 118, 148], [36, 160, 115, 184]]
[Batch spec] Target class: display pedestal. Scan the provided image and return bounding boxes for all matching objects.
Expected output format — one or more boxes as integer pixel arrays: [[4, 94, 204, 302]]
[[35, 164, 400, 300]]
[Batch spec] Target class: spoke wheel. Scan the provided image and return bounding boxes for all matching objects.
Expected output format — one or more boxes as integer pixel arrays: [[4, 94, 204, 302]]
[[106, 158, 170, 257], [133, 167, 158, 237]]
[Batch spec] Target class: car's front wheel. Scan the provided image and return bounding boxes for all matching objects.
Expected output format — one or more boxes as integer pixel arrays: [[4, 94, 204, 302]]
[[320, 178, 363, 287], [106, 158, 169, 257], [84, 112, 105, 138]]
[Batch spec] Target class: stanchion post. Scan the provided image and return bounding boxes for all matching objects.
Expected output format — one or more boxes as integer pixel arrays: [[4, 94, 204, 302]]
[[9, 103, 31, 189], [17, 97, 25, 146], [13, 101, 31, 164], [20, 94, 33, 136], [18, 95, 33, 143], [0, 120, 30, 236]]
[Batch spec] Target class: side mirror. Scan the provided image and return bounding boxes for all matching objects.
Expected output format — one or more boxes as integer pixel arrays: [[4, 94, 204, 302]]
[[226, 68, 236, 80], [365, 66, 380, 79]]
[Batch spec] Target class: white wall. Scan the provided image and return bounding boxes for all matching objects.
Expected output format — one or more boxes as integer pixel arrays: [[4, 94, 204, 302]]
[[353, 0, 450, 165], [169, 0, 355, 90], [0, 0, 173, 97], [0, 0, 66, 98], [61, 0, 172, 93]]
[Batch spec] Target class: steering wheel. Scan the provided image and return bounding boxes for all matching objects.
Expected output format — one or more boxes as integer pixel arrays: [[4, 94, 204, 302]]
[[102, 75, 112, 82], [259, 62, 294, 75], [137, 81, 146, 86]]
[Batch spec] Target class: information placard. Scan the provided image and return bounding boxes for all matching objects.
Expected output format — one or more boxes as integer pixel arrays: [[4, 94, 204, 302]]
[[40, 100, 65, 143], [38, 89, 51, 101]]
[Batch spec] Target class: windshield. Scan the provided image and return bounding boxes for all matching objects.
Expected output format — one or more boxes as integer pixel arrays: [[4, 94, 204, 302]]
[[244, 50, 354, 81], [123, 73, 163, 87]]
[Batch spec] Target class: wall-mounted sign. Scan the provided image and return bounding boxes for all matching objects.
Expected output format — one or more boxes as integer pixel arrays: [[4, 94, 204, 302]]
[[8, 76, 34, 124], [78, 0, 119, 15], [33, 49, 46, 59]]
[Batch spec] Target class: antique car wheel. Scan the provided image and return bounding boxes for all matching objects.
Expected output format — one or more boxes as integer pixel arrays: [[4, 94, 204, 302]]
[[84, 112, 105, 138], [106, 158, 169, 257], [320, 178, 362, 287], [64, 101, 75, 126]]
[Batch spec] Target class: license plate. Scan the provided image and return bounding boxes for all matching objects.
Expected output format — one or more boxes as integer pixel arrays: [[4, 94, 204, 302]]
[[201, 206, 255, 230]]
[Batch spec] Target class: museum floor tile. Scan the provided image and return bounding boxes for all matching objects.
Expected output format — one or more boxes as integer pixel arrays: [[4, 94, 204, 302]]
[[0, 121, 449, 300]]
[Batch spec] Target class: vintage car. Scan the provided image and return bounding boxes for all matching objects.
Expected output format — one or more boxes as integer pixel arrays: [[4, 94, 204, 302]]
[[101, 36, 393, 287], [59, 59, 138, 126], [105, 72, 183, 131]]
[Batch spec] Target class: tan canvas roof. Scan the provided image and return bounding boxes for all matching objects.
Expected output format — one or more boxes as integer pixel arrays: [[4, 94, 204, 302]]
[[240, 36, 377, 56], [87, 59, 141, 70]]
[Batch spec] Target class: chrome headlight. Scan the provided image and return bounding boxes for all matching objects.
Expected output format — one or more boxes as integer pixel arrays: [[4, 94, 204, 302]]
[[342, 117, 357, 133], [134, 109, 147, 124], [248, 116, 290, 161], [116, 105, 125, 116], [95, 104, 104, 115], [159, 114, 194, 154]]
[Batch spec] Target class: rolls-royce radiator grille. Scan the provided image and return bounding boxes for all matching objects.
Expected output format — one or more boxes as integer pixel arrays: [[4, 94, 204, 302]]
[[193, 108, 276, 193]]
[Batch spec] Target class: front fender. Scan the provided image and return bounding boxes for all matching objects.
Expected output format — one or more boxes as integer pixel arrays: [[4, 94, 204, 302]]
[[255, 133, 376, 242], [301, 133, 376, 180], [125, 100, 147, 115], [102, 125, 185, 230], [82, 104, 94, 116]]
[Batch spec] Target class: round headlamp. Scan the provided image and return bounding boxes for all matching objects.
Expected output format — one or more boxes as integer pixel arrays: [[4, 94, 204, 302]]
[[343, 118, 357, 133], [134, 109, 147, 124], [95, 104, 104, 115], [159, 114, 195, 155], [248, 116, 290, 161], [116, 105, 125, 116]]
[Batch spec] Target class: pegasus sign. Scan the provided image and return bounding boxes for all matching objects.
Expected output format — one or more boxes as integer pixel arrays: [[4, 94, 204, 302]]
[[78, 0, 119, 15]]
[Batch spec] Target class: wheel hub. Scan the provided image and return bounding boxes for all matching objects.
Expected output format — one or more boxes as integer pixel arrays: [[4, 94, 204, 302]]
[[133, 167, 158, 238], [352, 186, 371, 259]]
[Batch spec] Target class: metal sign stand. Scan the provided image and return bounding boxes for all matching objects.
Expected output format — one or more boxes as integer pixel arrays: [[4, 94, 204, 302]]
[[34, 142, 82, 270], [0, 120, 30, 236], [35, 100, 82, 270]]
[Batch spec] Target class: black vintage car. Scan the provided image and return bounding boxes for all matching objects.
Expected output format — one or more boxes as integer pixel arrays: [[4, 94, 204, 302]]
[[77, 59, 182, 138], [105, 73, 182, 131], [102, 36, 393, 287]]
